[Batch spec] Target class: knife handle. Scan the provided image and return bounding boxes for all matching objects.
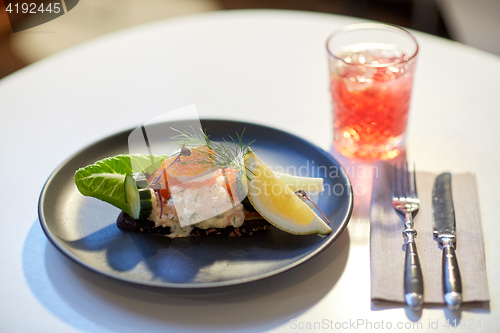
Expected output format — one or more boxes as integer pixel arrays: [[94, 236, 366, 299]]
[[403, 225, 424, 310], [442, 238, 462, 310]]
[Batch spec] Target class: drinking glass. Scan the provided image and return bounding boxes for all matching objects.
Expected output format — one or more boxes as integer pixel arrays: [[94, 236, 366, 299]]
[[327, 23, 418, 160]]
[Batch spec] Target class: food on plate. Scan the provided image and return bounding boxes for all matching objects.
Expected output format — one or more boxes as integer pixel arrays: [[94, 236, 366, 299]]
[[244, 150, 331, 235], [74, 130, 331, 238]]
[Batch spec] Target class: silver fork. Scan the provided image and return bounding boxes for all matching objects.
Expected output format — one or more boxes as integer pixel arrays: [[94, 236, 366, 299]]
[[392, 162, 424, 310]]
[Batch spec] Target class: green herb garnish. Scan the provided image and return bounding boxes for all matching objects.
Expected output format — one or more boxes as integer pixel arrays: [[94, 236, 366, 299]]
[[170, 126, 255, 179]]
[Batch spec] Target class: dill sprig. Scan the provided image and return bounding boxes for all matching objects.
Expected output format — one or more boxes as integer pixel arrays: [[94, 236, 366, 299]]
[[170, 127, 255, 177]]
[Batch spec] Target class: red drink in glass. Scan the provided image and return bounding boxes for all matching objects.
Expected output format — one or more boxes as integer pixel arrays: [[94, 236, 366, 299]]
[[327, 24, 418, 160]]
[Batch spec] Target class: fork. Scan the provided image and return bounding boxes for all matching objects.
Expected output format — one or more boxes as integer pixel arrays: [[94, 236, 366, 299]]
[[392, 162, 424, 310]]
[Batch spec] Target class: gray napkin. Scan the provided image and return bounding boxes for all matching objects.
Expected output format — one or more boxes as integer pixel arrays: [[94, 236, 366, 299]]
[[370, 161, 490, 304]]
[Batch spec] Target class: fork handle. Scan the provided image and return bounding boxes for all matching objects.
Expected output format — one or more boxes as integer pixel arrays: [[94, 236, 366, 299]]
[[402, 213, 424, 310]]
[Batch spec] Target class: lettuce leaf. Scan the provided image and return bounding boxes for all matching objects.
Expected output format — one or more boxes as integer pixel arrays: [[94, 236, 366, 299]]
[[74, 154, 166, 214]]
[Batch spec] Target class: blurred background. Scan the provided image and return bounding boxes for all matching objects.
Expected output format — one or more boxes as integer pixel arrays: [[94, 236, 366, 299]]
[[1, 0, 499, 79]]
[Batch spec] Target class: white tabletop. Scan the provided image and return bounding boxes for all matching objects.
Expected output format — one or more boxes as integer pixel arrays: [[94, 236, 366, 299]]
[[1, 9, 499, 333]]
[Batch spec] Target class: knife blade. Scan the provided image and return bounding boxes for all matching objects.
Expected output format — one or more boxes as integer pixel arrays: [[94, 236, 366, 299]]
[[432, 172, 462, 310]]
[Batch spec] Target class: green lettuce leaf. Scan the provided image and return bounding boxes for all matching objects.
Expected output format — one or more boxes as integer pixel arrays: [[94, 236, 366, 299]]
[[74, 154, 167, 214]]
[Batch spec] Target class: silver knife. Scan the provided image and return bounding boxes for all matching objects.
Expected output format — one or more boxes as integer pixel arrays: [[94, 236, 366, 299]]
[[432, 173, 462, 310]]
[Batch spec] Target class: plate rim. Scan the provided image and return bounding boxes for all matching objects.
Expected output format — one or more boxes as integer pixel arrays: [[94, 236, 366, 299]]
[[38, 119, 353, 289]]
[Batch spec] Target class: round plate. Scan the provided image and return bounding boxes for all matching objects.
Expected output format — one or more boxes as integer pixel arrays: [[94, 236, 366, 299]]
[[38, 119, 353, 289]]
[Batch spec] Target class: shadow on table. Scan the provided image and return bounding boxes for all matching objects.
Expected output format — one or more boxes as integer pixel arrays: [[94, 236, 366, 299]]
[[55, 224, 339, 286], [23, 220, 350, 332]]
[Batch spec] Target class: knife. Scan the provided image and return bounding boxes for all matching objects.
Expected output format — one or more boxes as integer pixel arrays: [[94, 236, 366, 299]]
[[432, 173, 462, 310]]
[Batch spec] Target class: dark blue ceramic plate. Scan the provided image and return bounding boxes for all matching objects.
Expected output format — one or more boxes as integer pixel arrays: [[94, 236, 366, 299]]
[[38, 120, 353, 289]]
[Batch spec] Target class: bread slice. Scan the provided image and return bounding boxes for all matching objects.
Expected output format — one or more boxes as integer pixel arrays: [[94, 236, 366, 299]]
[[116, 212, 270, 237]]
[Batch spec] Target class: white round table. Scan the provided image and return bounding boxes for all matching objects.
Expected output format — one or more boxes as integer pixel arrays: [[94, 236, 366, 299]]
[[1, 9, 499, 333]]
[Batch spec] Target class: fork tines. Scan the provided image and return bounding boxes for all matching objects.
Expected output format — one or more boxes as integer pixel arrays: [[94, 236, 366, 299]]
[[392, 162, 417, 200]]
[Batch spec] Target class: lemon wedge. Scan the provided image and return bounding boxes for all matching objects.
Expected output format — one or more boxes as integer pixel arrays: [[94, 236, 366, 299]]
[[244, 150, 331, 235]]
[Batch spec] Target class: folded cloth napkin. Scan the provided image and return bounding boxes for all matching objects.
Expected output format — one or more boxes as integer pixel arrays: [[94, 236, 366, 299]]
[[370, 161, 490, 304]]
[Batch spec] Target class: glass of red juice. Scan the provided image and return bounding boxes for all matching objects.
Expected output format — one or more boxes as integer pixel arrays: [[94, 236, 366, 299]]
[[326, 23, 419, 160]]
